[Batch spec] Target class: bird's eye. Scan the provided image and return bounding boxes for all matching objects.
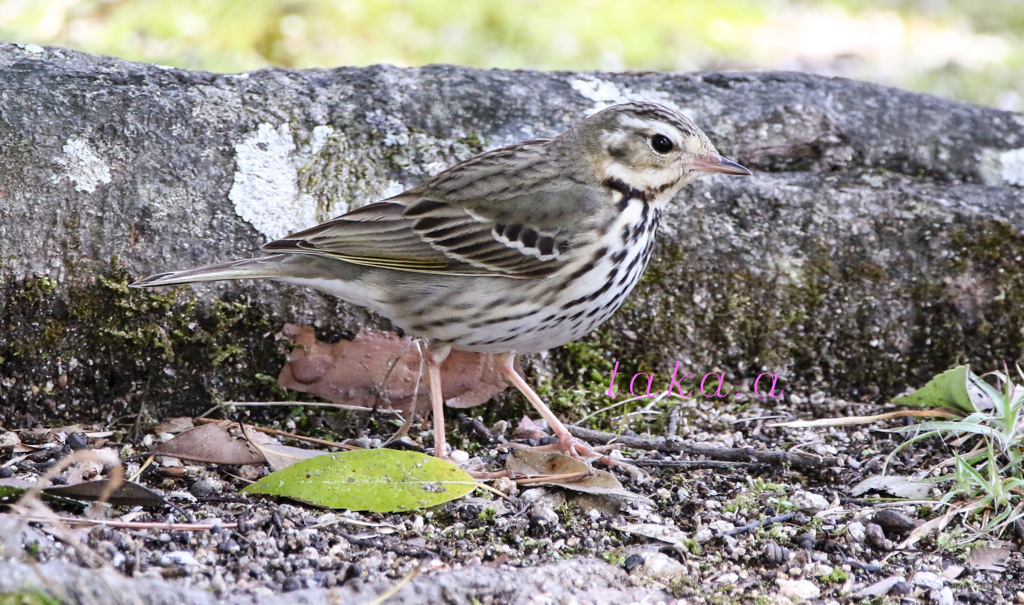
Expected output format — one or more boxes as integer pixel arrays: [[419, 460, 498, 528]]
[[650, 134, 674, 154]]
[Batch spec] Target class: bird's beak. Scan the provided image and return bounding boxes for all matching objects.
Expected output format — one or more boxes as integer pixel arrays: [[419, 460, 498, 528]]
[[692, 153, 752, 176]]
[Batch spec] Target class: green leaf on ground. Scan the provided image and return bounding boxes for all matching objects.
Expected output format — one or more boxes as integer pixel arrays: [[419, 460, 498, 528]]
[[241, 449, 477, 512], [892, 365, 977, 413]]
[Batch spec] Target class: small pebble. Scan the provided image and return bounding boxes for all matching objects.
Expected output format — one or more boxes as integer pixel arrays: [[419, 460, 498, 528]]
[[846, 521, 866, 542], [190, 478, 221, 498], [872, 509, 917, 534], [161, 551, 199, 566], [65, 432, 89, 450], [641, 552, 687, 583], [792, 490, 829, 513], [623, 553, 645, 573], [890, 581, 913, 596], [913, 571, 944, 591], [935, 587, 954, 605], [708, 520, 735, 533], [777, 578, 820, 600], [864, 523, 887, 549], [528, 503, 559, 528], [796, 531, 817, 550]]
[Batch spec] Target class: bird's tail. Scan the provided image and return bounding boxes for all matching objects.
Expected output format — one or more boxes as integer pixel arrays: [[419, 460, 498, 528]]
[[130, 255, 291, 288]]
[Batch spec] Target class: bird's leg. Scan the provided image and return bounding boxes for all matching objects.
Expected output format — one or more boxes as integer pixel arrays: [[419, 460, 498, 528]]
[[426, 341, 453, 458], [497, 354, 647, 478], [381, 339, 423, 445], [497, 353, 594, 458]]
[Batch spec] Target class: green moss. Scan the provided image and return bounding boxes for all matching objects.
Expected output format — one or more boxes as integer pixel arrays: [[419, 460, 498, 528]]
[[0, 263, 293, 427], [821, 566, 849, 584]]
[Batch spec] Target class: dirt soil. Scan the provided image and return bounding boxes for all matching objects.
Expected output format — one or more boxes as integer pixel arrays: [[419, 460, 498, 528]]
[[0, 379, 1020, 605]]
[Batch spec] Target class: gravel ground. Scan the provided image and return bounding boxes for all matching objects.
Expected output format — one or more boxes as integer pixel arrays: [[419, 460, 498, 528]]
[[1, 381, 1021, 604]]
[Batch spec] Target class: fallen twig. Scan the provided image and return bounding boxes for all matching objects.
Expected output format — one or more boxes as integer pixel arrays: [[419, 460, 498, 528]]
[[719, 512, 795, 537], [200, 401, 403, 418], [631, 459, 758, 471], [565, 426, 840, 470], [769, 409, 957, 428], [10, 514, 237, 531], [194, 417, 359, 450]]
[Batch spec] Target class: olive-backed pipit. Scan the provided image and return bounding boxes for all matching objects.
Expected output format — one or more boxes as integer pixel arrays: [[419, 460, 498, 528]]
[[134, 102, 751, 459]]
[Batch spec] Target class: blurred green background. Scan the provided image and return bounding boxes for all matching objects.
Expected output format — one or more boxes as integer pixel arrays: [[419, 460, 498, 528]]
[[0, 0, 1020, 109]]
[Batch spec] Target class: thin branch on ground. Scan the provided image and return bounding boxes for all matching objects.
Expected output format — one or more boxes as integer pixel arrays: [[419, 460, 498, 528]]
[[193, 417, 359, 450], [565, 425, 840, 470], [11, 514, 238, 531], [719, 513, 795, 537]]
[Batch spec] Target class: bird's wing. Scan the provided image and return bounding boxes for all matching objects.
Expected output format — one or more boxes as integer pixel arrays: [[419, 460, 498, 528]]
[[262, 140, 607, 278]]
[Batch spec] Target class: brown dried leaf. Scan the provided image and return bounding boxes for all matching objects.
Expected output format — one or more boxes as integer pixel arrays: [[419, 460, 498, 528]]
[[44, 479, 168, 508], [152, 417, 196, 435], [853, 576, 903, 598], [965, 545, 1010, 572], [152, 422, 265, 466], [505, 449, 649, 502], [242, 427, 326, 472], [277, 324, 508, 415], [512, 416, 548, 441]]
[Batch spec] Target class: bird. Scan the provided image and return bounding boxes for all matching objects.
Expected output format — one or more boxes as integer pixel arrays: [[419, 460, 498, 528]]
[[132, 102, 751, 461]]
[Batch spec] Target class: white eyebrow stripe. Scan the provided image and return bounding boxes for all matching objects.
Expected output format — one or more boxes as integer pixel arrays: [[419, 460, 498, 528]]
[[616, 114, 683, 146]]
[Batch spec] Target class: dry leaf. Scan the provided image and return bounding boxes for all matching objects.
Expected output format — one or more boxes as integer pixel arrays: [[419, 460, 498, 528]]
[[942, 565, 965, 579], [153, 417, 196, 435], [153, 422, 265, 466], [505, 449, 649, 502], [965, 545, 1010, 572], [277, 324, 508, 415], [853, 576, 903, 598], [45, 479, 168, 508], [850, 475, 932, 499], [512, 416, 548, 441], [242, 427, 326, 471]]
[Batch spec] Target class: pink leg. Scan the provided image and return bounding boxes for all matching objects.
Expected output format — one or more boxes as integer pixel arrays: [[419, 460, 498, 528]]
[[496, 353, 647, 476], [426, 342, 452, 458], [496, 352, 585, 456]]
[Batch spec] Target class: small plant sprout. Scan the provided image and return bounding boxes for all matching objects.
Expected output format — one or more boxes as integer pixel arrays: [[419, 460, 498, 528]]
[[888, 364, 1024, 544]]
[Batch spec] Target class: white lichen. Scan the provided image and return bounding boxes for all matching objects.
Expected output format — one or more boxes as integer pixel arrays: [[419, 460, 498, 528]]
[[571, 76, 684, 115], [229, 123, 335, 240], [979, 147, 1024, 188], [52, 137, 112, 193]]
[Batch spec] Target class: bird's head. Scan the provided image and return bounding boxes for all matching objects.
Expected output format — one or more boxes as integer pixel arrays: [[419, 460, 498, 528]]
[[562, 101, 751, 202]]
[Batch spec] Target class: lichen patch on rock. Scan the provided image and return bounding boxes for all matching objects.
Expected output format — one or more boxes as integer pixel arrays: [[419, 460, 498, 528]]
[[229, 123, 328, 240], [980, 146, 1024, 187], [52, 136, 112, 193]]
